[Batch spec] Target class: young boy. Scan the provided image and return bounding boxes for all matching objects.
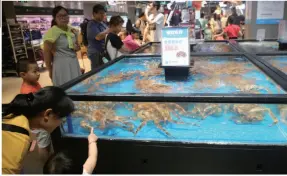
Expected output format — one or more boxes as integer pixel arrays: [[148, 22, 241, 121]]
[[43, 128, 98, 174], [106, 16, 131, 60], [18, 60, 41, 94], [213, 16, 242, 40], [18, 60, 51, 162]]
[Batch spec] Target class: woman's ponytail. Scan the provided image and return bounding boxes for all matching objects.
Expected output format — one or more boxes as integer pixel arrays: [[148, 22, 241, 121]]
[[3, 93, 35, 118], [3, 87, 74, 120]]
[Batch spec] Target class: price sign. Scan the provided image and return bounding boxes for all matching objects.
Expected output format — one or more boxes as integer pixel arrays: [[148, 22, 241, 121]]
[[162, 27, 190, 67]]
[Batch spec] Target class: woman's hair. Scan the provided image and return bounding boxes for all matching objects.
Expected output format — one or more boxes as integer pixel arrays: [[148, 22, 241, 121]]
[[3, 86, 74, 119], [51, 6, 68, 27], [126, 19, 134, 34], [213, 13, 221, 21], [109, 16, 124, 27], [43, 151, 83, 174]]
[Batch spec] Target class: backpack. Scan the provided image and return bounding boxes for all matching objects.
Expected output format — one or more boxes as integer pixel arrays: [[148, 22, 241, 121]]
[[102, 34, 118, 62], [80, 20, 90, 46]]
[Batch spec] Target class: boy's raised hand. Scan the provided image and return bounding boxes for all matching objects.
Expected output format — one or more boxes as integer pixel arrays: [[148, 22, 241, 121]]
[[88, 127, 98, 144]]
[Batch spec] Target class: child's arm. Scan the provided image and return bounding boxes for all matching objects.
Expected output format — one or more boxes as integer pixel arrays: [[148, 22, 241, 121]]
[[213, 31, 224, 39], [83, 128, 98, 174]]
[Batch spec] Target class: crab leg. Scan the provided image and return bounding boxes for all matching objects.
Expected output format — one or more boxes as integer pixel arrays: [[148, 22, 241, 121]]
[[134, 121, 147, 135], [154, 123, 172, 137], [267, 109, 278, 125]]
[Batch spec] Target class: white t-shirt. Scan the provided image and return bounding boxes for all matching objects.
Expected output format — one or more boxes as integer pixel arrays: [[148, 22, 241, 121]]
[[106, 33, 123, 61], [148, 13, 164, 42]]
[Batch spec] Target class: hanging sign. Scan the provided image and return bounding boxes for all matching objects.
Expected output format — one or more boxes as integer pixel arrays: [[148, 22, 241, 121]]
[[162, 27, 190, 67], [256, 1, 285, 24]]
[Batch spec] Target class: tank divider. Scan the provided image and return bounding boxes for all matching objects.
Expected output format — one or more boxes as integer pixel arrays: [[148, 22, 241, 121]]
[[244, 53, 287, 91], [67, 94, 287, 104]]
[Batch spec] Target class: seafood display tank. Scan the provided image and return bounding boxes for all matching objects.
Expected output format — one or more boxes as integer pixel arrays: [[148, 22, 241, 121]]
[[133, 41, 239, 55], [51, 41, 287, 174]]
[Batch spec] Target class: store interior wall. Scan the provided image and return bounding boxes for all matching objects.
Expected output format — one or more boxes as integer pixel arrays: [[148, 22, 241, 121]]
[[245, 1, 287, 39]]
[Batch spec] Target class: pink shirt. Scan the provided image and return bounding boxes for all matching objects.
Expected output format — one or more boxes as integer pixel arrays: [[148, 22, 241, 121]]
[[122, 35, 140, 51]]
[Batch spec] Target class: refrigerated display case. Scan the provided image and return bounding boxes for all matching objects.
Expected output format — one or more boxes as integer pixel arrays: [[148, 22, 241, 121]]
[[50, 39, 287, 173]]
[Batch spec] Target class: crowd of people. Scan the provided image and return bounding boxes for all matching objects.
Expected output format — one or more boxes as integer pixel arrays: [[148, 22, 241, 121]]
[[2, 2, 246, 175], [198, 6, 245, 40]]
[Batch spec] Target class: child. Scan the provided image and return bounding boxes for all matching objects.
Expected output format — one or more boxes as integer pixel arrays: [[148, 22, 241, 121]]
[[43, 128, 98, 174], [213, 16, 242, 40], [2, 86, 75, 174], [106, 16, 131, 60], [120, 29, 141, 51], [18, 60, 42, 94]]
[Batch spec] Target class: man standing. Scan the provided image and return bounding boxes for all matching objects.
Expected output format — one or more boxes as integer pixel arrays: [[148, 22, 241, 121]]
[[87, 4, 110, 69], [143, 1, 164, 42]]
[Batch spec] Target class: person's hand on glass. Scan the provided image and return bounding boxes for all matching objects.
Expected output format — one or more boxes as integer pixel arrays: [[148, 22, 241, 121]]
[[88, 127, 98, 145]]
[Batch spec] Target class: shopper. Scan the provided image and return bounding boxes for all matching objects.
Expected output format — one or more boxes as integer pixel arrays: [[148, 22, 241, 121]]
[[135, 12, 147, 36], [43, 127, 98, 174], [106, 16, 131, 60], [143, 1, 164, 42], [2, 86, 74, 174], [226, 7, 245, 27], [87, 4, 109, 69], [123, 31, 141, 51], [198, 13, 208, 38], [43, 6, 81, 87], [213, 16, 242, 40], [212, 13, 222, 35]]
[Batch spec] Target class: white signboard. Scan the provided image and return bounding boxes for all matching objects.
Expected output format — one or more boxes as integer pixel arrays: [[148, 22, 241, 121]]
[[256, 1, 285, 24], [162, 27, 190, 67]]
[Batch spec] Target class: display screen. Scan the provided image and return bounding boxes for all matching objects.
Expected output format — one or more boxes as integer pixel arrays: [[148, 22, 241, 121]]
[[67, 56, 285, 95], [238, 41, 280, 53], [261, 55, 287, 74], [62, 101, 287, 145]]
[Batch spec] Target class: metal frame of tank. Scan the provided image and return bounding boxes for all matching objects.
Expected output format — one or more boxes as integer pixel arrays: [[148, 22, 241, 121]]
[[253, 53, 287, 82], [132, 41, 241, 55], [231, 39, 287, 84], [50, 41, 287, 174]]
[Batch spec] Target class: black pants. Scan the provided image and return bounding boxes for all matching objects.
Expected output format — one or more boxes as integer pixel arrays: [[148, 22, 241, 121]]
[[229, 37, 238, 39], [88, 52, 104, 70]]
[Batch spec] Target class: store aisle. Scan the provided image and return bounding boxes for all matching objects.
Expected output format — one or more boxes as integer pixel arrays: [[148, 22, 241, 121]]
[[2, 57, 91, 104]]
